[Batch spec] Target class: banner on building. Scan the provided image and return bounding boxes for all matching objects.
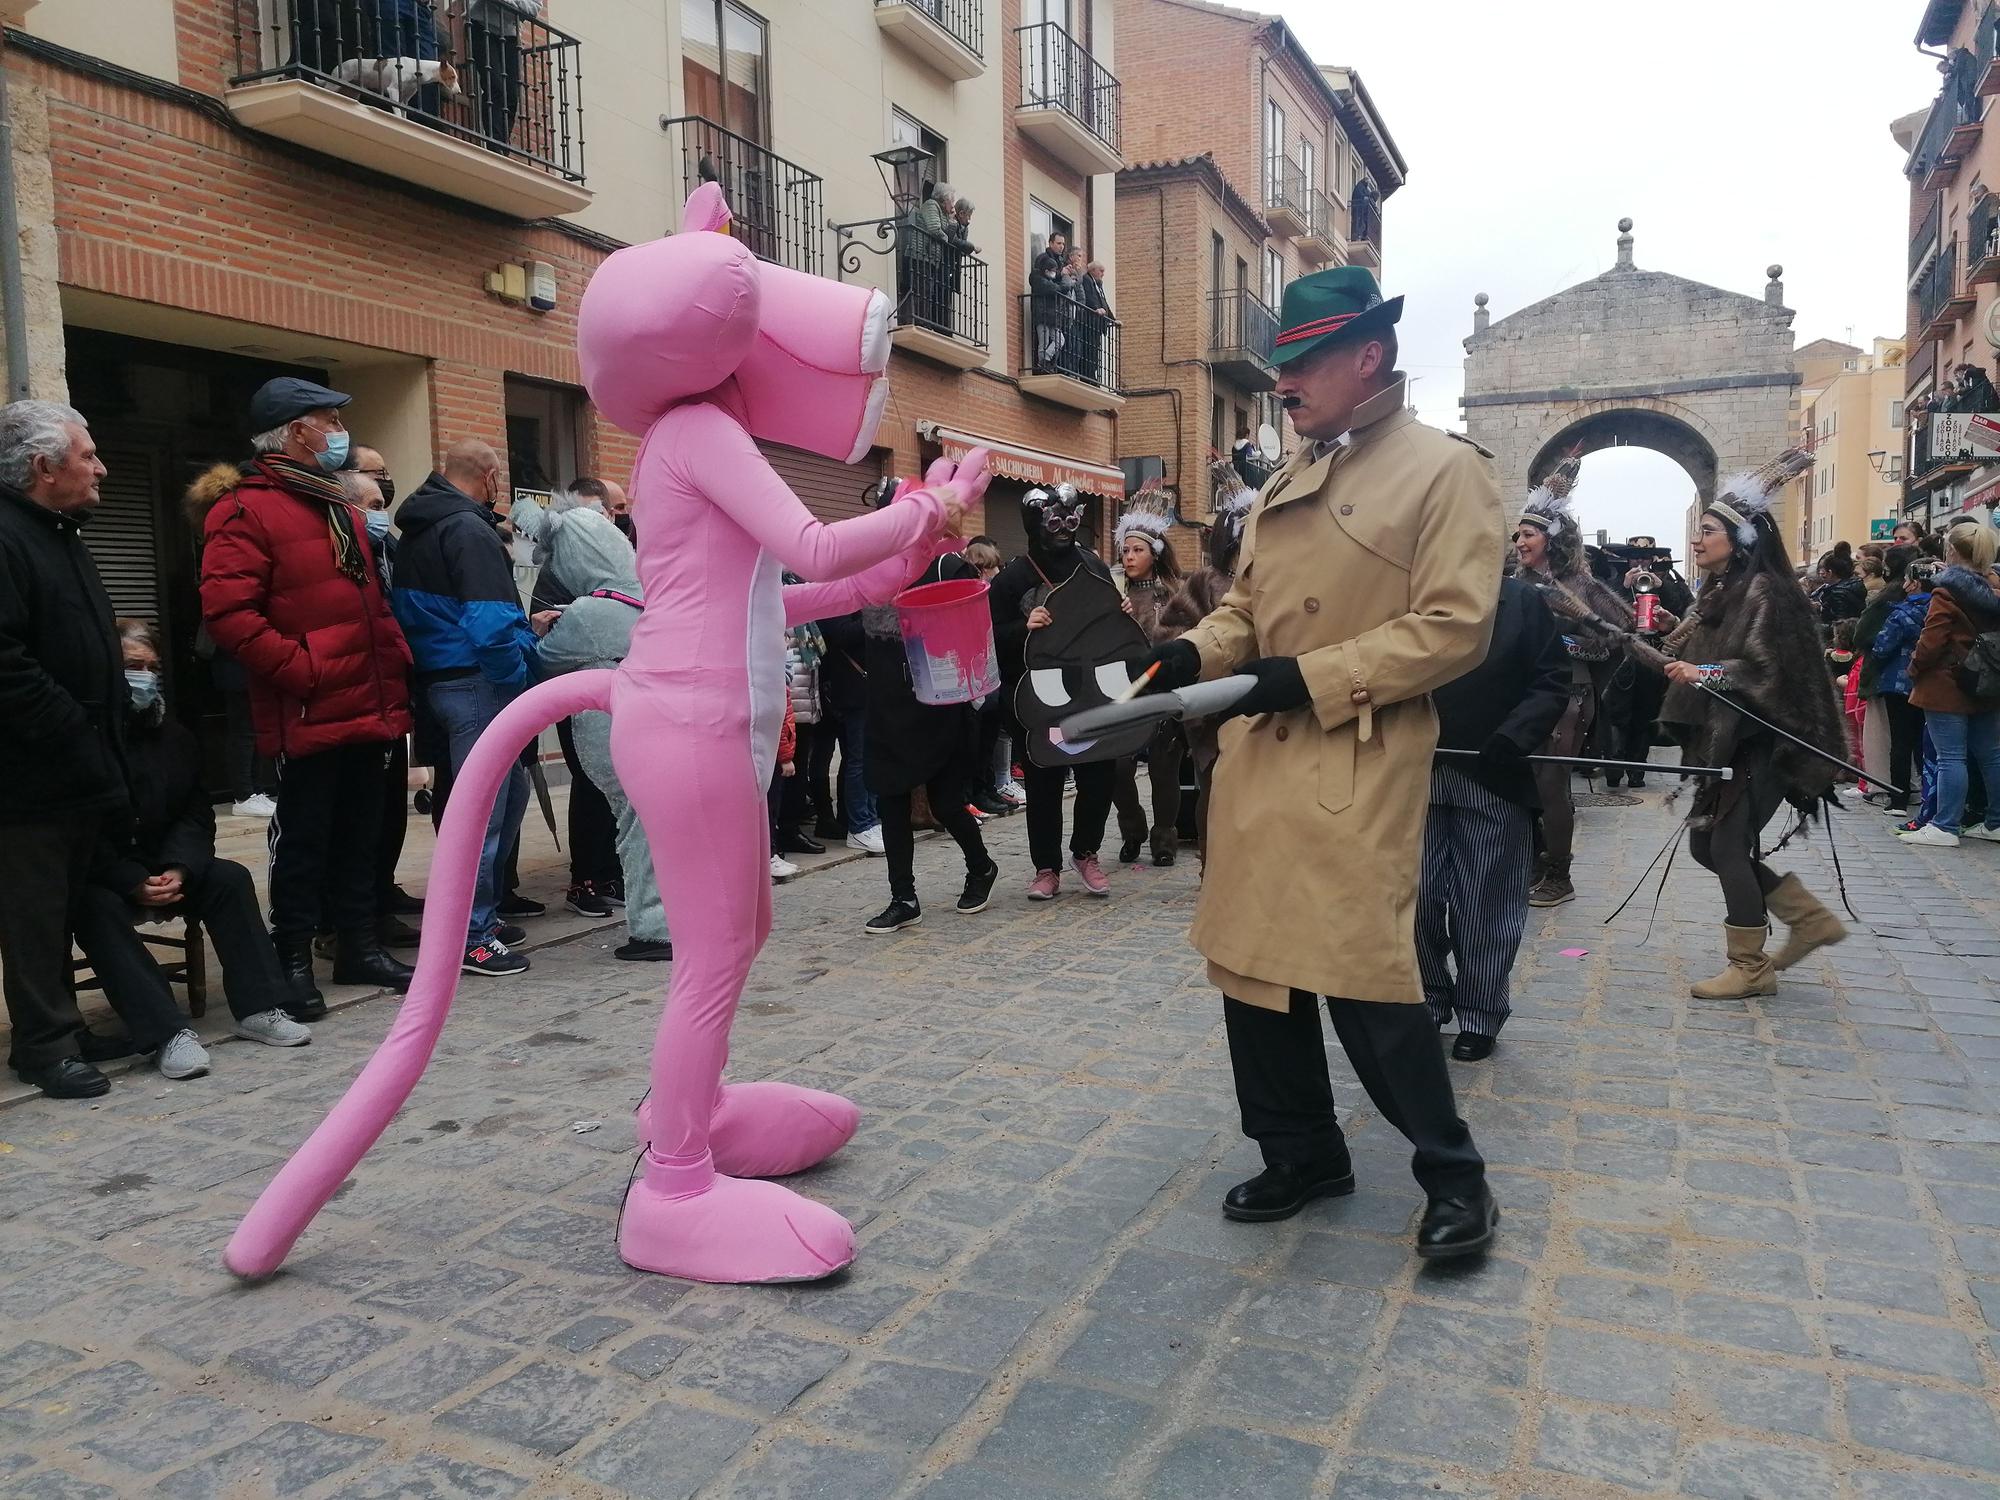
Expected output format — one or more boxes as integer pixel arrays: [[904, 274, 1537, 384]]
[[1928, 412, 2000, 457], [1871, 518, 1897, 540]]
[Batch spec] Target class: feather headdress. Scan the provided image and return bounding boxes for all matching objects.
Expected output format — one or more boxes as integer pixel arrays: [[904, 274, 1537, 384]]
[[1205, 456, 1258, 572], [1709, 445, 1814, 548], [1517, 450, 1583, 535], [1115, 486, 1180, 555]]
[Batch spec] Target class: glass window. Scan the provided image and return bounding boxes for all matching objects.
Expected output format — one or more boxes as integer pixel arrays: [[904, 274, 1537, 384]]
[[682, 1, 768, 143], [890, 108, 947, 188], [1263, 246, 1283, 306], [1265, 98, 1286, 200], [1299, 137, 1316, 192], [1029, 197, 1073, 261], [1211, 232, 1224, 293]]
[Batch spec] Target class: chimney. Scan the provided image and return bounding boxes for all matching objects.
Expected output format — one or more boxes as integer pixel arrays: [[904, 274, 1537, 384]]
[[1615, 217, 1634, 271]]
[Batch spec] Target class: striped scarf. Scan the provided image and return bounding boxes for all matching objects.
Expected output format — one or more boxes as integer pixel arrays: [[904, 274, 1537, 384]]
[[256, 454, 370, 587]]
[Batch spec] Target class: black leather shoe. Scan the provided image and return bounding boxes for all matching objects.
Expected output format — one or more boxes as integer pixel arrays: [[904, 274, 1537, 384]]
[[388, 884, 426, 915], [274, 936, 327, 1020], [332, 937, 414, 994], [20, 1056, 111, 1099], [1417, 1185, 1499, 1259], [377, 914, 422, 949], [1118, 837, 1143, 865], [813, 819, 846, 842], [1222, 1160, 1356, 1222], [1452, 1033, 1496, 1062], [78, 1028, 138, 1063], [614, 938, 673, 962], [777, 829, 826, 856]]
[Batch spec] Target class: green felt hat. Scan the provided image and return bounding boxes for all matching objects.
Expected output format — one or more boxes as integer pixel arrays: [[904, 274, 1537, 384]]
[[1270, 266, 1404, 367]]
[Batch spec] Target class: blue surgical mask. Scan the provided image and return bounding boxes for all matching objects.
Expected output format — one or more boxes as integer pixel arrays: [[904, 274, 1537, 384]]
[[315, 428, 351, 474], [125, 669, 159, 711], [364, 507, 391, 541]]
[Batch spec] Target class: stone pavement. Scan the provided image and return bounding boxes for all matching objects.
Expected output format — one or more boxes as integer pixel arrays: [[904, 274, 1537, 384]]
[[3, 776, 2000, 1498]]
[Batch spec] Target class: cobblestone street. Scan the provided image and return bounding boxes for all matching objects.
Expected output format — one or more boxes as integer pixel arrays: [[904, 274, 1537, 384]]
[[4, 780, 2000, 1499]]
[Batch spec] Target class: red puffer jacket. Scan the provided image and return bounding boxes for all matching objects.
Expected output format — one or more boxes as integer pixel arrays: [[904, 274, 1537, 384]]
[[195, 461, 412, 758]]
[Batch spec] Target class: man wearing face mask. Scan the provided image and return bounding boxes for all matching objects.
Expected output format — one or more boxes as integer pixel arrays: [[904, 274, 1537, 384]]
[[198, 379, 416, 1017], [391, 439, 544, 978]]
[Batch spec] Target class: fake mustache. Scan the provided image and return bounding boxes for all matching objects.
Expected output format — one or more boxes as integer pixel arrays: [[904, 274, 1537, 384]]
[[1280, 395, 1302, 409]]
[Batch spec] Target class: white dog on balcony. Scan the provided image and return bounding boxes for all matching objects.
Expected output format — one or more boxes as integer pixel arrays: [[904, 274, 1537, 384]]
[[332, 55, 465, 113]]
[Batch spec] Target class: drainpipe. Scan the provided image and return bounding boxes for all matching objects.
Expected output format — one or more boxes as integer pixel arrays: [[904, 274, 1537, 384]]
[[0, 53, 31, 400]]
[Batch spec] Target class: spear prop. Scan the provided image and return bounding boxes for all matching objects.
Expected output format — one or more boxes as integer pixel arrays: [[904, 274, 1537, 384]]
[[1694, 683, 1897, 800], [1434, 749, 1731, 780]]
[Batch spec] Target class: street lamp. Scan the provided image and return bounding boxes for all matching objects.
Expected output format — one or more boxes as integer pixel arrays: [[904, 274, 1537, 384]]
[[871, 145, 934, 216]]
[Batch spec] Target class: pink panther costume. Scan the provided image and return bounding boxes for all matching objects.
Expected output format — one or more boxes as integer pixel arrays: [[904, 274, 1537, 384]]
[[225, 185, 988, 1284]]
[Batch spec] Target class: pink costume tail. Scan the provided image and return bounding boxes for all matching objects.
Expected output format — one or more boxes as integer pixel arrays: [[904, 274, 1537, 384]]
[[223, 671, 615, 1280]]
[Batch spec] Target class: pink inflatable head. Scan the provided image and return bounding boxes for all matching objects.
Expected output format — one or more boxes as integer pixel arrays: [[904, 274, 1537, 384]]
[[578, 185, 891, 463]]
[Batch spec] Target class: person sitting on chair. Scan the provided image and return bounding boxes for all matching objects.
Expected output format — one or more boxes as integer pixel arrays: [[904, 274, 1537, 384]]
[[70, 621, 316, 1080]]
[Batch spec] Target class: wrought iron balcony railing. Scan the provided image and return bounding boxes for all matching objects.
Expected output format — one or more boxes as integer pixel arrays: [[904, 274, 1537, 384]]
[[230, 0, 585, 184], [874, 0, 983, 61], [835, 216, 990, 352], [1016, 21, 1120, 158], [1350, 190, 1381, 253], [1908, 50, 1983, 182], [662, 116, 824, 276], [1209, 287, 1277, 369], [1918, 237, 1960, 330], [1912, 192, 1943, 275], [1021, 289, 1120, 391]]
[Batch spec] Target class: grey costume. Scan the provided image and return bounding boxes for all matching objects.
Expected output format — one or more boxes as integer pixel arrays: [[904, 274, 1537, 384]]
[[532, 510, 666, 944]]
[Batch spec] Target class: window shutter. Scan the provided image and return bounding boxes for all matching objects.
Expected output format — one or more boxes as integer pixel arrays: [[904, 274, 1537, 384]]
[[82, 444, 164, 623], [757, 442, 885, 525]]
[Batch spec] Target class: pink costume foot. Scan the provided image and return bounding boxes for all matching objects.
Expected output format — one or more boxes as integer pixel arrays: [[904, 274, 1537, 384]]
[[635, 1082, 862, 1178], [618, 1151, 855, 1283]]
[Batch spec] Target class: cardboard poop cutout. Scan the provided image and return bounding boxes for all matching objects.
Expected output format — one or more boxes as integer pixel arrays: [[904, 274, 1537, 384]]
[[1016, 569, 1152, 767], [224, 182, 989, 1286]]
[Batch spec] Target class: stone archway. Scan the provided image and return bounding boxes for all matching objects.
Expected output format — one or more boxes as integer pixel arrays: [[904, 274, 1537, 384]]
[[1462, 221, 1797, 529]]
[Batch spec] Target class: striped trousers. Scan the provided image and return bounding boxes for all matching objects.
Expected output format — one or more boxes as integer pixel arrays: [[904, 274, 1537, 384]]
[[1417, 765, 1532, 1038]]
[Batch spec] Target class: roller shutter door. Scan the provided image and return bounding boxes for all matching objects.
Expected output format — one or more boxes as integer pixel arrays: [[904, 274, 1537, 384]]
[[759, 442, 884, 525], [82, 444, 166, 623]]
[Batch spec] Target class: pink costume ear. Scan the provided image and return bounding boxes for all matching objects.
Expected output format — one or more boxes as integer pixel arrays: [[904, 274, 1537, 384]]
[[578, 230, 759, 436], [681, 180, 732, 234], [730, 260, 892, 464]]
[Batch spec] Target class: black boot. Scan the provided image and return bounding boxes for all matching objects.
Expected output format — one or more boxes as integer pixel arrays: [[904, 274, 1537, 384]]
[[332, 932, 414, 994], [273, 935, 328, 1021], [1221, 1158, 1356, 1222], [377, 913, 422, 949]]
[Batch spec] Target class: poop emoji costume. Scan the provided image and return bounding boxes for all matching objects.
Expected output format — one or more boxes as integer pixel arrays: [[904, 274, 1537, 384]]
[[225, 184, 988, 1285]]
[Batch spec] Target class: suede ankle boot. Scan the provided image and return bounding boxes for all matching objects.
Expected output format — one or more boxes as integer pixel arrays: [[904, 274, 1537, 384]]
[[1690, 923, 1777, 999], [1765, 873, 1846, 971]]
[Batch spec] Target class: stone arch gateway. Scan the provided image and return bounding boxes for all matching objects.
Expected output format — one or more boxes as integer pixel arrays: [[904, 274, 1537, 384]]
[[1461, 221, 1798, 524]]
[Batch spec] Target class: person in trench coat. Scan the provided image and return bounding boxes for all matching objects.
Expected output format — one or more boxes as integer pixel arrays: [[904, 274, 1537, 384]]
[[1141, 266, 1505, 1259]]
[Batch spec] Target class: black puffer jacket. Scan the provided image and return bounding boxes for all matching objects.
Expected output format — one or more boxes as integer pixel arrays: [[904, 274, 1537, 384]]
[[0, 482, 128, 823], [1432, 579, 1571, 809]]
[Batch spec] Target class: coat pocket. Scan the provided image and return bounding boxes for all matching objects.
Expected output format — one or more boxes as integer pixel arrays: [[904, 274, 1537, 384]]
[[298, 625, 358, 723], [1316, 725, 1355, 816]]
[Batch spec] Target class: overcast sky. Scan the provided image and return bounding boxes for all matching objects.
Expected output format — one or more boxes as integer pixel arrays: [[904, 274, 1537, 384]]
[[1276, 0, 1942, 546]]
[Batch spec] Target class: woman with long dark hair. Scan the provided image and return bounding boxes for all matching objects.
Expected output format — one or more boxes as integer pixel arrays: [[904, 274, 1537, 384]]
[[1110, 491, 1188, 865], [1649, 457, 1850, 997]]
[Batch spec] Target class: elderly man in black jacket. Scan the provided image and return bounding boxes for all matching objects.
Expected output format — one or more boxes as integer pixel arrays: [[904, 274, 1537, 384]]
[[1418, 572, 1571, 1060], [0, 400, 124, 1099]]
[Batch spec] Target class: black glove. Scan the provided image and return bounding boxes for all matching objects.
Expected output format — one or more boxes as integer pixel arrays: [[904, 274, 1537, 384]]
[[1135, 638, 1201, 693], [1477, 732, 1525, 769], [1227, 656, 1310, 718]]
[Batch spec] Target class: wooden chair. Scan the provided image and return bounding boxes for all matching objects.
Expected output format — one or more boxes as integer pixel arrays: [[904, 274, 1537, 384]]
[[71, 914, 209, 1019]]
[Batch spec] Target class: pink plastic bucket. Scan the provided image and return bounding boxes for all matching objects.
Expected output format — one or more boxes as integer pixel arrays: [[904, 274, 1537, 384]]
[[895, 577, 1000, 706]]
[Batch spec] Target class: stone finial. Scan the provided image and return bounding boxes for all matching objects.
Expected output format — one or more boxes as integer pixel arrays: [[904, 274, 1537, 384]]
[[1765, 263, 1785, 307], [1615, 218, 1635, 271], [1473, 292, 1490, 335]]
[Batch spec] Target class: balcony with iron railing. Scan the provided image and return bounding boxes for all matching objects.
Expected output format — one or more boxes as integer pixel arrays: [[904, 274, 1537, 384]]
[[1348, 190, 1381, 269], [1296, 187, 1337, 264], [833, 215, 990, 369], [1264, 156, 1312, 239], [661, 116, 824, 277], [873, 0, 984, 80], [1019, 290, 1123, 412], [1015, 22, 1122, 177], [1918, 238, 1973, 341], [226, 0, 587, 218], [1908, 48, 1985, 189], [1971, 196, 2000, 286], [1208, 287, 1277, 392], [1977, 4, 2000, 95]]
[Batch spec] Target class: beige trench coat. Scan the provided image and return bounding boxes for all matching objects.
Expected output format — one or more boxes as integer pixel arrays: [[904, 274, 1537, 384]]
[[1182, 379, 1504, 1010]]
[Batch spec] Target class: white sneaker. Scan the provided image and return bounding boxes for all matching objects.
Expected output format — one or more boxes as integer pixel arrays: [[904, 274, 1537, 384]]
[[1901, 823, 1961, 847], [156, 1028, 210, 1079], [1961, 823, 2000, 842], [847, 826, 886, 856], [231, 794, 277, 818], [770, 855, 800, 882], [999, 779, 1026, 802], [233, 1009, 311, 1047]]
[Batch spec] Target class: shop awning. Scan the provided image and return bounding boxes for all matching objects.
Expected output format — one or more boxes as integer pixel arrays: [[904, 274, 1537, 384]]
[[919, 423, 1125, 499]]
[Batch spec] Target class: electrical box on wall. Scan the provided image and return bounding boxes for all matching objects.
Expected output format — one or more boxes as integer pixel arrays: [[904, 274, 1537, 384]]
[[485, 263, 528, 304], [525, 261, 557, 313]]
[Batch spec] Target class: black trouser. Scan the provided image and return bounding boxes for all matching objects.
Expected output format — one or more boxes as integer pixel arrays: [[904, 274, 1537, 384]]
[[1602, 660, 1666, 781], [1531, 671, 1594, 873], [558, 716, 620, 887], [466, 19, 522, 146], [1688, 761, 1786, 927], [781, 721, 828, 831], [376, 737, 410, 912], [877, 777, 991, 904], [1224, 988, 1486, 1199], [1024, 758, 1115, 871], [221, 684, 274, 802], [1880, 692, 1923, 811], [974, 700, 1006, 795], [269, 740, 391, 944], [0, 815, 100, 1072], [72, 859, 291, 1045], [1111, 724, 1187, 858], [806, 717, 841, 830]]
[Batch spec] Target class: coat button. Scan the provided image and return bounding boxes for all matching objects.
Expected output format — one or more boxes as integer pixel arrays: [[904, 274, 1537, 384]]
[[1304, 597, 1320, 613], [1339, 503, 1354, 516], [1275, 725, 1289, 742], [1351, 689, 1371, 706]]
